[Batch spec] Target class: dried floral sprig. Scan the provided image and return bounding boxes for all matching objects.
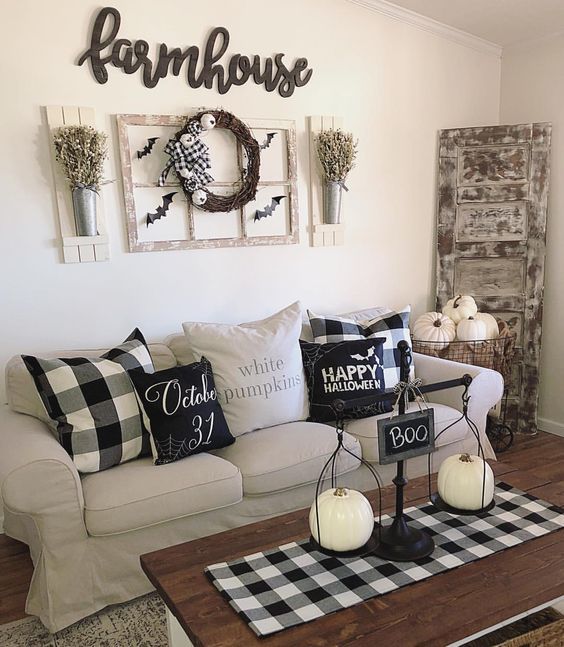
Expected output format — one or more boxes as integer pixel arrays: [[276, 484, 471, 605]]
[[315, 128, 358, 183], [53, 125, 108, 190]]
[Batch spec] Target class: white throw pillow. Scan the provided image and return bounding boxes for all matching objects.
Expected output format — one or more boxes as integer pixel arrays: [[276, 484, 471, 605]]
[[182, 302, 308, 436]]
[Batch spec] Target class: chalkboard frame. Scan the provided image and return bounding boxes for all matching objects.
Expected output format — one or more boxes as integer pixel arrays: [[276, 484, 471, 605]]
[[377, 409, 435, 465]]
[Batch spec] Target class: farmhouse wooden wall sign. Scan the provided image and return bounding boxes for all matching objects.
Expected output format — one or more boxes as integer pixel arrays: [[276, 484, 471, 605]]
[[78, 7, 313, 97], [117, 111, 298, 252]]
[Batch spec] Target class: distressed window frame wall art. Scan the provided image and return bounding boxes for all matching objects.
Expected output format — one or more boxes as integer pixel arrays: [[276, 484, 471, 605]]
[[117, 112, 298, 252]]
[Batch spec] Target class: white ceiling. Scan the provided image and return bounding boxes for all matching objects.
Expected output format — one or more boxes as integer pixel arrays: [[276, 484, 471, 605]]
[[385, 0, 564, 47]]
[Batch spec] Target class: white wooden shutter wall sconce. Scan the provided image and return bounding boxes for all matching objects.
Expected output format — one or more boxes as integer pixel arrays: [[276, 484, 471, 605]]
[[308, 115, 345, 247], [45, 105, 110, 264]]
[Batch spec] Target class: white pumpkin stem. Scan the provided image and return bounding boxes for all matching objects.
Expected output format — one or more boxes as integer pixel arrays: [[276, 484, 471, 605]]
[[433, 319, 442, 327], [453, 295, 462, 308], [334, 487, 347, 497], [459, 453, 473, 463]]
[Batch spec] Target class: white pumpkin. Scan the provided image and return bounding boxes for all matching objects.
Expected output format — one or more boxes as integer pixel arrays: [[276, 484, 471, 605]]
[[475, 312, 499, 339], [200, 113, 216, 130], [179, 168, 194, 179], [442, 295, 478, 324], [438, 453, 494, 510], [413, 312, 456, 349], [456, 316, 486, 342], [309, 487, 374, 552], [191, 189, 208, 206]]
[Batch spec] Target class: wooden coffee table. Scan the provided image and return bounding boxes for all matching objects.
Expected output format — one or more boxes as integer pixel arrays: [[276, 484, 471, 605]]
[[141, 463, 564, 646]]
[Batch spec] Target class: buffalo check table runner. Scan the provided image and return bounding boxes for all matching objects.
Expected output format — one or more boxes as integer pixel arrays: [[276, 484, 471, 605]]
[[205, 483, 564, 637]]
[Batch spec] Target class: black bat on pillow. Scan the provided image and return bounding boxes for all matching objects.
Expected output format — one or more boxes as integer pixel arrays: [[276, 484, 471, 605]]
[[146, 192, 177, 227], [137, 137, 159, 159], [254, 195, 286, 221]]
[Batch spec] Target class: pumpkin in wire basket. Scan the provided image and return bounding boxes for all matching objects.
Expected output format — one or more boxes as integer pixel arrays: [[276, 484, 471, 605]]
[[412, 312, 456, 350], [412, 319, 515, 381]]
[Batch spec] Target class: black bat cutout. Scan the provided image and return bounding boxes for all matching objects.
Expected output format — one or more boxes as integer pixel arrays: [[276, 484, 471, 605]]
[[254, 195, 286, 221], [146, 192, 177, 227], [259, 132, 277, 150], [137, 137, 160, 159]]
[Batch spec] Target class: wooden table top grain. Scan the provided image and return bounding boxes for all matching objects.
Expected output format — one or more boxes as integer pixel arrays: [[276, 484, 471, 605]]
[[140, 462, 564, 647]]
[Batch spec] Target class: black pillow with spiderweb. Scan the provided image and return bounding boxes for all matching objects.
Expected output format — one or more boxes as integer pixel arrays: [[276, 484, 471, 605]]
[[130, 357, 234, 465]]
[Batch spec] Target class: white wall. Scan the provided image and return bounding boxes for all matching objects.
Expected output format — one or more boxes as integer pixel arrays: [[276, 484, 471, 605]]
[[0, 0, 501, 403], [501, 36, 564, 435]]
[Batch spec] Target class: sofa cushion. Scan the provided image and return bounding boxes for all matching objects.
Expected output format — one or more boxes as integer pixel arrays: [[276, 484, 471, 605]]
[[344, 402, 467, 463], [82, 453, 242, 536], [130, 359, 235, 465], [300, 338, 391, 422], [166, 333, 197, 367], [213, 421, 361, 495], [309, 307, 414, 391], [300, 306, 391, 342], [6, 343, 176, 420], [182, 302, 308, 437], [20, 330, 155, 474]]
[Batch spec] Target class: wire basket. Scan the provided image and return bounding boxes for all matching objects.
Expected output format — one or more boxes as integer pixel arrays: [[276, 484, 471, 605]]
[[412, 320, 516, 382]]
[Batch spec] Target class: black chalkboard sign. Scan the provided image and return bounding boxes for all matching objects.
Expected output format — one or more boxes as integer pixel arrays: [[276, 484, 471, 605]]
[[377, 409, 435, 465]]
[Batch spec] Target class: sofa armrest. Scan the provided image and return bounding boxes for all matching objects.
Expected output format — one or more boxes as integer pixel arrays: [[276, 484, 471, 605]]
[[413, 353, 504, 459], [0, 405, 87, 543]]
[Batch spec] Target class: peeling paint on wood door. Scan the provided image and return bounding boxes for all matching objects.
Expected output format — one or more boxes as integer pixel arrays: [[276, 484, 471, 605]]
[[436, 123, 551, 435]]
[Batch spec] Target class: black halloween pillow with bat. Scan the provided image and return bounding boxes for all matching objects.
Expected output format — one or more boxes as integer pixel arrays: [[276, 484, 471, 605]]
[[300, 338, 392, 423], [129, 357, 235, 466]]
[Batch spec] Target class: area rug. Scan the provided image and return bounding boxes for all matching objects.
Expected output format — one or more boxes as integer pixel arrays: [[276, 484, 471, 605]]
[[469, 610, 564, 647], [206, 482, 564, 637], [0, 593, 167, 647], [498, 616, 564, 646], [0, 585, 560, 647]]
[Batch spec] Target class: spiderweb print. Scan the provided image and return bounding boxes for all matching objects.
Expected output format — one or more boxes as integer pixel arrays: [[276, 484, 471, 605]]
[[299, 342, 326, 393], [154, 435, 194, 465], [200, 357, 215, 381]]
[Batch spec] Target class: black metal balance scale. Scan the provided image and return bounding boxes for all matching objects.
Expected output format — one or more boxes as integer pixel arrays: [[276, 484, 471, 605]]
[[319, 340, 475, 562]]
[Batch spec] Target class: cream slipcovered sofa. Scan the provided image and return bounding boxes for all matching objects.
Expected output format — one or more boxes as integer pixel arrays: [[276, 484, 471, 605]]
[[0, 310, 503, 632]]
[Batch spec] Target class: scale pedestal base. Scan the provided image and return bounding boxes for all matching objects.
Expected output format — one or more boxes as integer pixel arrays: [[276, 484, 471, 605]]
[[373, 515, 434, 562]]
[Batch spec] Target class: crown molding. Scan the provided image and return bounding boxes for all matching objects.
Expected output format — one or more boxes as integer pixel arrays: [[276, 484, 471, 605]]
[[347, 0, 502, 58]]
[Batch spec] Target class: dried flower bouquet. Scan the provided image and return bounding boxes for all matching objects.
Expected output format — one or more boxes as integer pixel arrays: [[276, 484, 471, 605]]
[[315, 129, 358, 183], [53, 125, 108, 190]]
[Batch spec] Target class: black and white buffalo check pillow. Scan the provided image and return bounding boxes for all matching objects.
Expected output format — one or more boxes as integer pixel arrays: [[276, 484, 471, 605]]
[[22, 329, 154, 473], [308, 307, 413, 389]]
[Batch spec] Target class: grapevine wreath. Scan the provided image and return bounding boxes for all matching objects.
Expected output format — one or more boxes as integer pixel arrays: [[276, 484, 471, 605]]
[[159, 109, 260, 213]]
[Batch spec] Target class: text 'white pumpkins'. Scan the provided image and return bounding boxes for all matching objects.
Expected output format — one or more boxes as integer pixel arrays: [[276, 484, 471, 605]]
[[309, 487, 374, 552], [442, 295, 477, 324], [438, 453, 494, 511], [413, 312, 456, 349]]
